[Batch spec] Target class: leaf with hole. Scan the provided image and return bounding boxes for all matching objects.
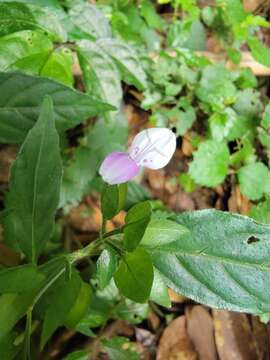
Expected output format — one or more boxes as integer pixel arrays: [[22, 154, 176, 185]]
[[0, 30, 53, 72], [0, 2, 66, 41], [142, 209, 270, 316]]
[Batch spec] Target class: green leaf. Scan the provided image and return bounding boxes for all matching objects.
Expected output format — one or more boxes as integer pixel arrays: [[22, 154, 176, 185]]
[[175, 107, 196, 136], [125, 181, 151, 210], [0, 292, 34, 340], [4, 96, 62, 263], [233, 89, 263, 118], [235, 68, 257, 89], [77, 40, 122, 122], [101, 184, 127, 220], [64, 281, 93, 329], [250, 198, 270, 225], [0, 72, 114, 144], [114, 248, 154, 303], [141, 219, 190, 249], [62, 350, 88, 360], [238, 162, 270, 201], [124, 201, 152, 252], [102, 337, 139, 360], [0, 0, 63, 9], [248, 36, 270, 68], [60, 146, 98, 209], [189, 140, 230, 187], [140, 0, 164, 30], [209, 108, 237, 141], [179, 173, 196, 193], [69, 2, 112, 39], [261, 102, 270, 129], [40, 47, 74, 87], [0, 30, 53, 72], [0, 330, 21, 360], [218, 0, 247, 24], [150, 268, 171, 307], [143, 209, 270, 315], [96, 248, 118, 290], [0, 2, 66, 41], [97, 38, 147, 91], [0, 264, 45, 293], [41, 270, 82, 348], [196, 64, 236, 111]]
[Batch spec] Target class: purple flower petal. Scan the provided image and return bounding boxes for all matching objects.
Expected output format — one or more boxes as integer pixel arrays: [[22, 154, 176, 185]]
[[99, 151, 140, 185]]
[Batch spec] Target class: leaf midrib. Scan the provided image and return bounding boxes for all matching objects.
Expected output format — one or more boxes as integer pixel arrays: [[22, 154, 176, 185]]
[[30, 121, 46, 264]]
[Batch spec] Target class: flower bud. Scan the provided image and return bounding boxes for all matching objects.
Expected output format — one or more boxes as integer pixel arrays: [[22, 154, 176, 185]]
[[99, 151, 139, 185], [128, 128, 176, 169]]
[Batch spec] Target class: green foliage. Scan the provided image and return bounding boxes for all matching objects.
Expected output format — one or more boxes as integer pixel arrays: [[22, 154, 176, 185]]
[[0, 1, 270, 358], [77, 40, 122, 122], [101, 183, 127, 220], [0, 265, 44, 293], [0, 30, 53, 72], [114, 248, 154, 303], [40, 47, 74, 86], [150, 268, 171, 307], [143, 209, 270, 316], [4, 97, 62, 263], [69, 2, 112, 39], [123, 201, 152, 251], [97, 38, 147, 91], [102, 336, 139, 360], [250, 198, 270, 225], [0, 2, 66, 41], [96, 248, 118, 290], [189, 140, 230, 187], [41, 270, 82, 347], [238, 162, 270, 201], [0, 72, 114, 144]]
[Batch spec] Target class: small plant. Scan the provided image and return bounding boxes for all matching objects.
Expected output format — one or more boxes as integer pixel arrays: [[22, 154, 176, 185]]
[[0, 1, 270, 359]]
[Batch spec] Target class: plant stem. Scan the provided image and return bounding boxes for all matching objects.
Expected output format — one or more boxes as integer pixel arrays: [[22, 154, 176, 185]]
[[24, 308, 32, 360]]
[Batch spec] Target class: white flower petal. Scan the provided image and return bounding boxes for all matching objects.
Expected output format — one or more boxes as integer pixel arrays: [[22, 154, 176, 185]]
[[128, 128, 176, 170]]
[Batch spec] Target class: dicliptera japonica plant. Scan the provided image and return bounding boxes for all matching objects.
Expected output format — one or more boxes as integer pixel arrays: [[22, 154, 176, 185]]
[[0, 0, 270, 359]]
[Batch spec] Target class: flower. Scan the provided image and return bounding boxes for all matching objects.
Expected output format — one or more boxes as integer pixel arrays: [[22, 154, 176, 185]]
[[99, 128, 176, 185]]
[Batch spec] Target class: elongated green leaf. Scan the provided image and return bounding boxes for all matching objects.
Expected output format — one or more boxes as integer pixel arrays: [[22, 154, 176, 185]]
[[0, 2, 66, 41], [0, 30, 53, 72], [77, 40, 122, 122], [114, 248, 154, 303], [0, 264, 45, 293], [5, 97, 62, 263], [40, 47, 74, 87], [97, 38, 147, 91], [41, 270, 81, 348], [142, 210, 270, 316], [0, 72, 114, 144], [69, 3, 112, 39]]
